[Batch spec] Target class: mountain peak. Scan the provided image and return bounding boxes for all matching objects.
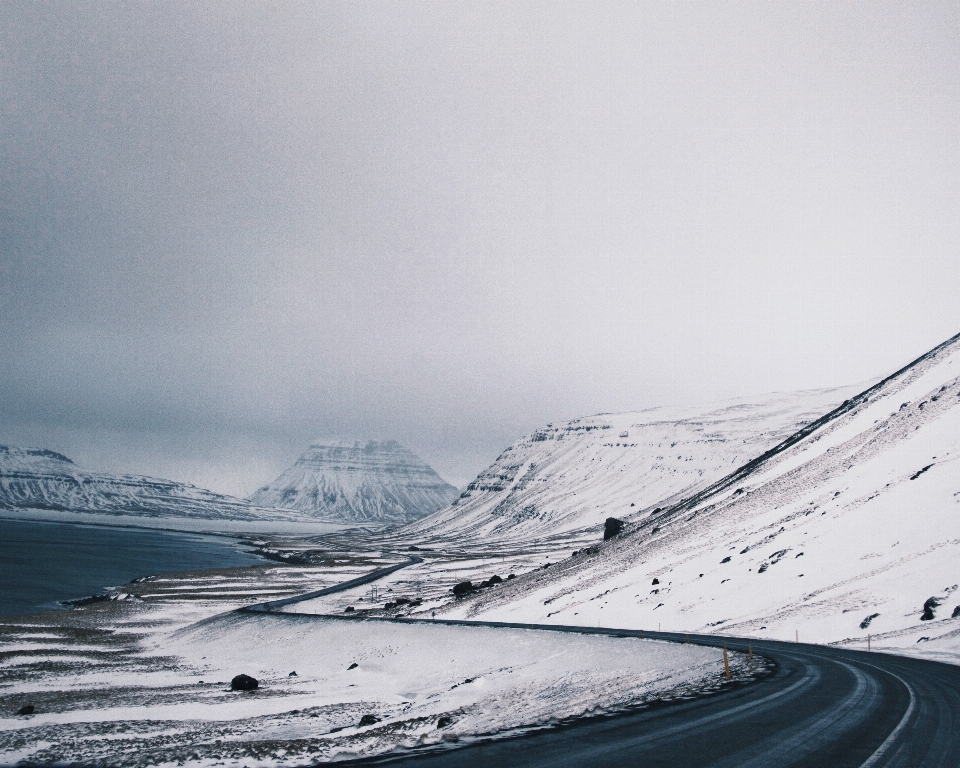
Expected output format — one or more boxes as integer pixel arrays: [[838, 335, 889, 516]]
[[250, 440, 458, 525]]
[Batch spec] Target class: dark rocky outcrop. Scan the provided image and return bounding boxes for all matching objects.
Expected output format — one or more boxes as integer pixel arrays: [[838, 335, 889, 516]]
[[348, 663, 358, 670], [953, 606, 960, 619], [230, 674, 258, 691], [437, 715, 452, 728], [921, 597, 940, 621], [358, 714, 380, 727], [17, 704, 35, 716], [452, 581, 474, 598], [604, 517, 624, 540]]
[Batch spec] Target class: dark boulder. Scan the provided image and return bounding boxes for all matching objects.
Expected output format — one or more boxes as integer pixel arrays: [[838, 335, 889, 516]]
[[437, 715, 452, 728], [720, 556, 731, 564], [348, 662, 358, 670], [452, 581, 474, 597], [860, 613, 880, 630], [288, 671, 298, 677], [603, 517, 624, 540], [953, 606, 960, 619], [921, 597, 940, 621], [652, 578, 659, 585], [230, 674, 258, 691], [358, 714, 380, 727], [344, 606, 355, 612], [17, 704, 35, 716]]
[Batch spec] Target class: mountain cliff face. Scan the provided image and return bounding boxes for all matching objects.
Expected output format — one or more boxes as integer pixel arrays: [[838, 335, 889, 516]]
[[453, 332, 960, 652], [400, 385, 859, 544], [248, 440, 458, 525], [0, 446, 274, 521]]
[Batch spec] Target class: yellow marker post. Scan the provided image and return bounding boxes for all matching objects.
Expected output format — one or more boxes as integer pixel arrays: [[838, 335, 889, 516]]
[[723, 641, 731, 680]]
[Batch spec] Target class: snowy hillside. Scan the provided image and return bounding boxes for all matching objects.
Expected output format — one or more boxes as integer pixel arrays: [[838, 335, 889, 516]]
[[0, 446, 282, 522], [400, 386, 858, 544], [249, 440, 458, 525], [449, 332, 960, 653]]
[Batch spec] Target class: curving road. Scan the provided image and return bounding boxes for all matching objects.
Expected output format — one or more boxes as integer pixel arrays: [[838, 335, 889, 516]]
[[243, 560, 960, 766], [337, 627, 959, 767]]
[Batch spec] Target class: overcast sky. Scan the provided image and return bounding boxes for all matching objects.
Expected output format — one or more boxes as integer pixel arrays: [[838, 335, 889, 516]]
[[2, 1, 959, 494]]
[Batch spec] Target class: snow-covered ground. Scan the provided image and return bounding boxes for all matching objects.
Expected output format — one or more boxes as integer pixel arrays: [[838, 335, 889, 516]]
[[0, 578, 744, 767], [441, 333, 960, 663]]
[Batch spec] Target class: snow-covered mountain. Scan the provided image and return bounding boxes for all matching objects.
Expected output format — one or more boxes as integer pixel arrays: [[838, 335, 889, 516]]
[[451, 332, 960, 653], [400, 386, 859, 545], [0, 446, 279, 521], [249, 440, 458, 525]]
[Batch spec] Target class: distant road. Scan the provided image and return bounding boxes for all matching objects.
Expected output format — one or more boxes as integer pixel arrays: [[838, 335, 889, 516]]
[[244, 561, 960, 766], [242, 555, 422, 611]]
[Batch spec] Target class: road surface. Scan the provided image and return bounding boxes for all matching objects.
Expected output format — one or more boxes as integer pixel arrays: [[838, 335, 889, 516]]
[[245, 559, 960, 766]]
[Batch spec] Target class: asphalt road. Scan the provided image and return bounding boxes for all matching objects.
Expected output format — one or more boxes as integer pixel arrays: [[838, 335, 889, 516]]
[[245, 559, 960, 767]]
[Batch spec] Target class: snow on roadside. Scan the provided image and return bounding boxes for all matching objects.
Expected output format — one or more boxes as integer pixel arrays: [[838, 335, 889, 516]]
[[0, 611, 744, 766]]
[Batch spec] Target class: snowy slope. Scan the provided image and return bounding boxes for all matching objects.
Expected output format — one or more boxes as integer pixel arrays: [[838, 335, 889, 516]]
[[400, 387, 858, 545], [0, 446, 285, 522], [449, 332, 960, 654], [249, 440, 458, 525]]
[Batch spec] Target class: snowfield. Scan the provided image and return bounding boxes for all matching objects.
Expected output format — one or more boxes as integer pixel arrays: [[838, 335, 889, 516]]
[[0, 603, 741, 766]]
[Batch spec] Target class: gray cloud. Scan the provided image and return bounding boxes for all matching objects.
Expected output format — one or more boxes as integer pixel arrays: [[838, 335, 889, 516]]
[[2, 2, 959, 493]]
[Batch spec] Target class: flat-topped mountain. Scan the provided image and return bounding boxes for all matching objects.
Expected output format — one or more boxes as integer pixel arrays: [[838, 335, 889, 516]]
[[249, 440, 458, 525], [400, 384, 859, 544], [0, 445, 279, 521]]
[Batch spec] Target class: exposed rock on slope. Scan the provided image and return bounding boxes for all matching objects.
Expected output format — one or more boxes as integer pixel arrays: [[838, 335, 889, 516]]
[[249, 440, 458, 525], [454, 332, 960, 653], [400, 386, 858, 544], [0, 446, 273, 521]]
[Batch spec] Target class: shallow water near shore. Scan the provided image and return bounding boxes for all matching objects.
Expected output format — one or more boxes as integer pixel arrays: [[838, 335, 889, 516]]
[[0, 517, 264, 617]]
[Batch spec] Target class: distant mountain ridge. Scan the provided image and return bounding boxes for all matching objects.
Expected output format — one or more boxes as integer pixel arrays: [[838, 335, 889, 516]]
[[399, 385, 861, 544], [0, 445, 282, 522], [249, 440, 458, 525]]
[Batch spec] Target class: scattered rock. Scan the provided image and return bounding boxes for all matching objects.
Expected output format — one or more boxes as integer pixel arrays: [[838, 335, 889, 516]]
[[720, 556, 731, 564], [348, 663, 358, 670], [507, 574, 516, 580], [344, 606, 355, 612], [452, 581, 474, 598], [230, 674, 258, 691], [921, 597, 940, 621], [437, 716, 452, 728], [408, 545, 420, 551], [651, 578, 659, 585], [604, 517, 624, 540], [17, 705, 35, 716], [358, 714, 380, 727], [860, 613, 880, 630], [953, 606, 960, 619], [288, 671, 298, 677]]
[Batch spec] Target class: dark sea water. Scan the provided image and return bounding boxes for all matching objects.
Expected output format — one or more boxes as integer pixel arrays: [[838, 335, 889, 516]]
[[0, 518, 264, 617]]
